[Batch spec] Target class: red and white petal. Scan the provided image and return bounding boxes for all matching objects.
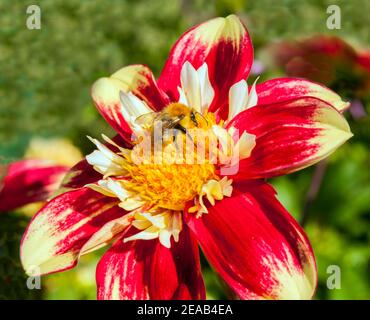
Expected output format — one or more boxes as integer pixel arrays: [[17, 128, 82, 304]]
[[91, 65, 170, 140], [96, 238, 150, 300], [256, 78, 349, 112], [20, 187, 124, 276], [60, 159, 102, 191], [170, 225, 205, 299], [158, 14, 253, 117], [111, 65, 170, 110], [227, 97, 352, 179], [80, 214, 134, 256], [60, 135, 129, 191], [96, 226, 205, 300], [0, 160, 68, 212], [186, 181, 317, 300]]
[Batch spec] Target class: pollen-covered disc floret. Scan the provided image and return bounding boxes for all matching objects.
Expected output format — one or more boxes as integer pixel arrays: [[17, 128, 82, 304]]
[[85, 61, 257, 248], [124, 161, 216, 211]]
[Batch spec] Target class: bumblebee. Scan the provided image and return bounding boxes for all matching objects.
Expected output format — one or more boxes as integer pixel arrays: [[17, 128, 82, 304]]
[[135, 103, 208, 144]]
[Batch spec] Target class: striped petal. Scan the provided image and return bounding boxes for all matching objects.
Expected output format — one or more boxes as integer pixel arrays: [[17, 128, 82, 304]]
[[96, 226, 205, 300], [158, 14, 253, 117], [60, 135, 129, 192], [256, 78, 349, 112], [91, 65, 170, 140], [59, 159, 102, 190], [185, 181, 317, 300], [227, 97, 352, 179], [80, 214, 133, 256], [0, 160, 68, 212], [20, 188, 123, 276]]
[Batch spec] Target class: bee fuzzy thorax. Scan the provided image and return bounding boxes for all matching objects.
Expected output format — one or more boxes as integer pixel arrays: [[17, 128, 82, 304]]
[[164, 103, 191, 117], [164, 102, 205, 125], [140, 102, 210, 133]]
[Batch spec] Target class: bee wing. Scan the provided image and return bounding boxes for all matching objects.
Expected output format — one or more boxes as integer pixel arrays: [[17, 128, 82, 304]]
[[134, 112, 158, 126], [162, 116, 183, 129]]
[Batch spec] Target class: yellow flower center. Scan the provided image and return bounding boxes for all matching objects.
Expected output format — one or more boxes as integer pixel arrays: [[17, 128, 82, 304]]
[[125, 142, 217, 211], [116, 107, 223, 211]]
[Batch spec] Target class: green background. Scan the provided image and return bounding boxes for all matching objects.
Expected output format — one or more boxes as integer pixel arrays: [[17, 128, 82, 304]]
[[0, 0, 369, 299]]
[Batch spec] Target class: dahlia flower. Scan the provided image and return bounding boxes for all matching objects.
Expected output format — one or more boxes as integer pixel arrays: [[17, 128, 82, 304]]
[[269, 35, 370, 102], [20, 15, 352, 300], [0, 138, 82, 212]]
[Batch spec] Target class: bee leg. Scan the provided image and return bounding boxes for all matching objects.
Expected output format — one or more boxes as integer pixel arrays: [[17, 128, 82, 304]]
[[173, 135, 180, 152], [175, 124, 187, 134], [175, 124, 194, 142], [172, 130, 178, 142], [190, 111, 198, 126], [170, 129, 183, 152], [186, 131, 194, 143]]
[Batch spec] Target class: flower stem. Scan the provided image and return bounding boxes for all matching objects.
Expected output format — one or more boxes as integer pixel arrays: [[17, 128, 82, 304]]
[[301, 160, 328, 226]]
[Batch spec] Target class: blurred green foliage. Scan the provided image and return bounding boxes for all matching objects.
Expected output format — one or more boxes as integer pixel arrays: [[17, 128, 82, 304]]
[[0, 0, 369, 299], [0, 213, 42, 299]]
